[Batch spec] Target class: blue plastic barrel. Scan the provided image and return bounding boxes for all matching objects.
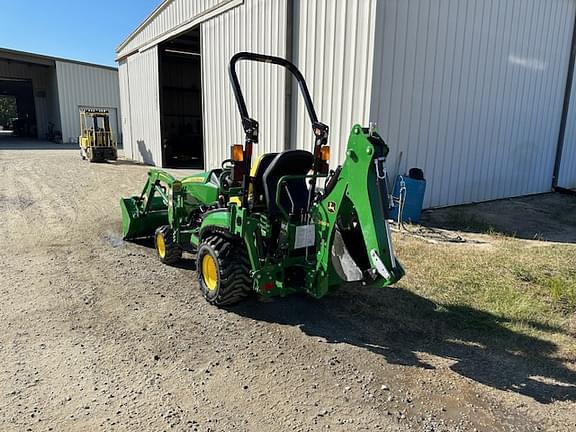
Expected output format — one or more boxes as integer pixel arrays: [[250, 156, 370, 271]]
[[389, 175, 426, 223]]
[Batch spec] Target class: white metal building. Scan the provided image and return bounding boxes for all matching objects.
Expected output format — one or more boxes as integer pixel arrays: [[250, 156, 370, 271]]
[[0, 48, 121, 144], [117, 0, 576, 208]]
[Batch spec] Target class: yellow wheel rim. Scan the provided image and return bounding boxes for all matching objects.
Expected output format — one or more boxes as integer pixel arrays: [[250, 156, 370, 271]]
[[156, 233, 166, 258], [202, 254, 218, 291]]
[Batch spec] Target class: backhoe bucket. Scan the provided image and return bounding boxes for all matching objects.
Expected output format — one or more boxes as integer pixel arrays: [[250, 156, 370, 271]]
[[120, 196, 168, 240]]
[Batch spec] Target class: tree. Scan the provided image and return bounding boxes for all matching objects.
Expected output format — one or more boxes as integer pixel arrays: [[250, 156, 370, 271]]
[[0, 96, 17, 129]]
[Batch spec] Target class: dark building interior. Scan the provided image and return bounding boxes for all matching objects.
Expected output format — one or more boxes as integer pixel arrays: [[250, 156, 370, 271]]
[[0, 78, 37, 138], [159, 26, 203, 168]]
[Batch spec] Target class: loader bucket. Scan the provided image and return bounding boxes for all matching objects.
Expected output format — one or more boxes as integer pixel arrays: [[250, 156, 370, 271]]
[[120, 196, 168, 240]]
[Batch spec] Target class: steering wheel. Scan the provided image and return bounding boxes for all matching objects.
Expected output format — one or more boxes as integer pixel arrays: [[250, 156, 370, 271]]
[[221, 158, 235, 170], [219, 171, 233, 193]]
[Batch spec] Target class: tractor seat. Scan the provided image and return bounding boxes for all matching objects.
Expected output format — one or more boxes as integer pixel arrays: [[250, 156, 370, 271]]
[[250, 153, 278, 207], [262, 150, 314, 217]]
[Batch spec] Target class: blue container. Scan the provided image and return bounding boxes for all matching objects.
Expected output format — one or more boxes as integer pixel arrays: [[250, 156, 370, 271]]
[[389, 175, 426, 223]]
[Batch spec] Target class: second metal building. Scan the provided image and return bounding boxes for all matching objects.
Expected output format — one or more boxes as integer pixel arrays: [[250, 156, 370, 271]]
[[1, 47, 121, 144], [117, 0, 576, 208]]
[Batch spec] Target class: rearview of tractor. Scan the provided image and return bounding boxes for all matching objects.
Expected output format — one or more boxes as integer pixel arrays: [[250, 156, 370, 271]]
[[120, 52, 404, 306], [79, 108, 118, 162]]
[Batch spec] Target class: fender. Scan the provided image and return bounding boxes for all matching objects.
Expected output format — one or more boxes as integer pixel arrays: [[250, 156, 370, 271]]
[[199, 209, 232, 240]]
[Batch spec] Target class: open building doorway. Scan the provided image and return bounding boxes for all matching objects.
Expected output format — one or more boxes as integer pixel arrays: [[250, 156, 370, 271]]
[[0, 78, 36, 138], [159, 26, 204, 168], [0, 95, 17, 135]]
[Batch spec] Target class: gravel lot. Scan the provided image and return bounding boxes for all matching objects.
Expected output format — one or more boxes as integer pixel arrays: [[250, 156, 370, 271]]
[[0, 142, 575, 431]]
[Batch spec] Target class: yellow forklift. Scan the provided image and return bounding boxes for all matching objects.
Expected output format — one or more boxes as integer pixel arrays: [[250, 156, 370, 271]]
[[79, 108, 118, 162]]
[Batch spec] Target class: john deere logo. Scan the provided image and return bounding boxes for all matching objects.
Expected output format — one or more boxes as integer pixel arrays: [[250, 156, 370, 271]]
[[327, 201, 336, 213]]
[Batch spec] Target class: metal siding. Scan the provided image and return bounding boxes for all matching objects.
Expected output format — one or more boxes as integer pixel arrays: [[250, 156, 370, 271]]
[[124, 47, 162, 165], [118, 60, 132, 157], [201, 0, 288, 169], [55, 61, 121, 144], [559, 47, 576, 189], [371, 0, 575, 208], [291, 0, 377, 166], [0, 59, 55, 139], [118, 0, 226, 58]]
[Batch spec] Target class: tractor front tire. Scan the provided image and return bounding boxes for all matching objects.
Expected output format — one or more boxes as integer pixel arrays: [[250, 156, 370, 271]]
[[87, 148, 100, 163], [197, 234, 252, 307], [154, 225, 182, 265]]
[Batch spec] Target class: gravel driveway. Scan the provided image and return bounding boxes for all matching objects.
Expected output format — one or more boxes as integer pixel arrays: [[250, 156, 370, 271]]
[[0, 143, 574, 431]]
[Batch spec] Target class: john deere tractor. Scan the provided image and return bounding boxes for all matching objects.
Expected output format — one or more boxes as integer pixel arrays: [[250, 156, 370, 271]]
[[121, 52, 404, 306]]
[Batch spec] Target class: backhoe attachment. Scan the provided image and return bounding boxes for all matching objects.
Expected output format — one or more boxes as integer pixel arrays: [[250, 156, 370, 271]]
[[312, 124, 404, 297]]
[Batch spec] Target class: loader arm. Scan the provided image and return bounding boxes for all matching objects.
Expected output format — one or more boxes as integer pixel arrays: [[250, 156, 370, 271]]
[[121, 169, 183, 240], [139, 170, 177, 212]]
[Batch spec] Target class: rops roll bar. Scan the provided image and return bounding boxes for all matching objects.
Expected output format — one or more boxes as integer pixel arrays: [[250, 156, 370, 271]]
[[228, 52, 329, 209]]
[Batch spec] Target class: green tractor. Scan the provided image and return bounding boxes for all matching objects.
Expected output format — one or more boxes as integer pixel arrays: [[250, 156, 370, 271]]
[[120, 52, 404, 306]]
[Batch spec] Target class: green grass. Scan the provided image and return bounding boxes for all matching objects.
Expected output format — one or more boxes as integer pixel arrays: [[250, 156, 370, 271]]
[[546, 277, 576, 313], [394, 235, 576, 358]]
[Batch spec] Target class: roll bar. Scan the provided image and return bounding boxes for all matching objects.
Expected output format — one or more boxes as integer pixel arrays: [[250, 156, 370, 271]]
[[229, 52, 328, 138], [228, 52, 329, 209]]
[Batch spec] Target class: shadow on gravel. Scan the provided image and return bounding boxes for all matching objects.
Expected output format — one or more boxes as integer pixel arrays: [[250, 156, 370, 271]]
[[0, 141, 78, 150], [232, 286, 576, 404]]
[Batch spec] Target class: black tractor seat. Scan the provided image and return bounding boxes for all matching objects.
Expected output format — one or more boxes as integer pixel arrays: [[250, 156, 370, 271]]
[[251, 153, 278, 208], [262, 150, 314, 217]]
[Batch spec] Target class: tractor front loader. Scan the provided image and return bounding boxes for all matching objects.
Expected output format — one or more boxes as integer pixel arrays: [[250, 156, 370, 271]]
[[121, 52, 404, 306]]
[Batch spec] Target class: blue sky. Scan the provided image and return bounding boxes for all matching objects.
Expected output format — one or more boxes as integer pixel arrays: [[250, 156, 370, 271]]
[[0, 0, 162, 67]]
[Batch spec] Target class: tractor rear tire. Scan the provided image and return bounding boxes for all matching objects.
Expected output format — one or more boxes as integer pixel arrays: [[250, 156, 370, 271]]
[[197, 234, 252, 306], [154, 225, 182, 265]]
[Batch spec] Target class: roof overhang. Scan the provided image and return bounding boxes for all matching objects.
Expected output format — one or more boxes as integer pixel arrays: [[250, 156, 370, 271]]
[[116, 0, 243, 61], [0, 48, 55, 67], [0, 47, 117, 71], [116, 0, 173, 54]]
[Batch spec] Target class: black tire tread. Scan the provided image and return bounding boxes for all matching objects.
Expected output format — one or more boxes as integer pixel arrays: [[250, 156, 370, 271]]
[[155, 225, 182, 265], [88, 148, 102, 163], [198, 234, 251, 306]]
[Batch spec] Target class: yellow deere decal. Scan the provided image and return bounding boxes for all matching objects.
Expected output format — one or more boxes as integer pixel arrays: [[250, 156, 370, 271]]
[[182, 177, 205, 184], [327, 201, 336, 213]]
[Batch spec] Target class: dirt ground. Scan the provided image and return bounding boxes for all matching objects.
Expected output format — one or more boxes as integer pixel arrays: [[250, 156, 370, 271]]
[[421, 193, 576, 243], [1, 141, 575, 431]]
